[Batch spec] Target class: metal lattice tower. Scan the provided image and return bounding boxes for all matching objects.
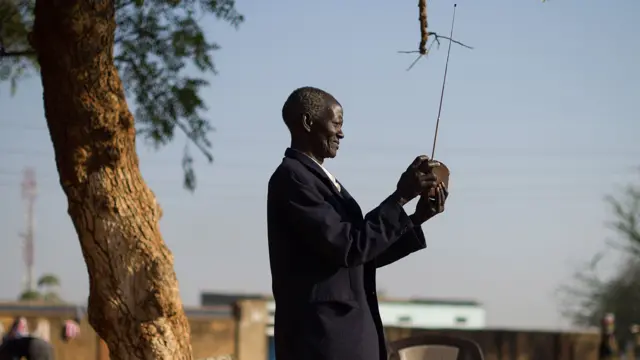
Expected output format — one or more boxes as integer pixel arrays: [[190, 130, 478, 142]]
[[20, 167, 37, 292]]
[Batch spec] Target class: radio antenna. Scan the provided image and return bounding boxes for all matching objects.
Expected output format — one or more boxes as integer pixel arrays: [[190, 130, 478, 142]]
[[431, 3, 458, 159]]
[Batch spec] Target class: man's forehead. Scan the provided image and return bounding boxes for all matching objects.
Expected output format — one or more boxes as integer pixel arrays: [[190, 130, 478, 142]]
[[329, 102, 343, 115], [327, 97, 342, 109]]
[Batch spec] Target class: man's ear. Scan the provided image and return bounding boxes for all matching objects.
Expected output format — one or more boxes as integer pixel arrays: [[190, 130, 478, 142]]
[[302, 113, 313, 133]]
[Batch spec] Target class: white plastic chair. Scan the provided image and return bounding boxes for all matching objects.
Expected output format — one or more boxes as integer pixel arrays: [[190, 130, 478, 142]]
[[388, 334, 485, 360]]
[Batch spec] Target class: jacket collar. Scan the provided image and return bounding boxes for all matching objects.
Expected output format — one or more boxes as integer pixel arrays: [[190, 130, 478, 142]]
[[284, 148, 343, 199], [284, 148, 363, 218]]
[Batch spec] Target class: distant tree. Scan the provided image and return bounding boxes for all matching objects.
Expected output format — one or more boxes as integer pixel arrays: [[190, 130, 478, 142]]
[[37, 273, 62, 302], [559, 177, 640, 346], [37, 273, 60, 288], [18, 289, 41, 302], [17, 273, 63, 303]]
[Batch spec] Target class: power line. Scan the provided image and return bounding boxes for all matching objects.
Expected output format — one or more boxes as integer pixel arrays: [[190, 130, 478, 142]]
[[0, 181, 633, 199], [0, 160, 636, 189], [0, 145, 639, 158], [0, 124, 46, 130], [1, 156, 639, 173]]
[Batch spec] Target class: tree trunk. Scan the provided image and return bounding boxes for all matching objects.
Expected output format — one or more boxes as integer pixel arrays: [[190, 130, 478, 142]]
[[31, 1, 193, 359]]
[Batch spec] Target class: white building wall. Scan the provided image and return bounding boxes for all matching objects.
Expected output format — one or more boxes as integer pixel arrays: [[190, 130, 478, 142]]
[[265, 300, 486, 336], [377, 303, 485, 329]]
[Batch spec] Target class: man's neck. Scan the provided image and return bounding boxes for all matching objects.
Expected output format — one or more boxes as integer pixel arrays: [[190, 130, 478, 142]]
[[290, 143, 324, 165]]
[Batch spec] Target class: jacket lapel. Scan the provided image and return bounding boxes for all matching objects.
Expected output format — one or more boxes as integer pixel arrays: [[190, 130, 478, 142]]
[[284, 149, 364, 219], [284, 148, 344, 200], [336, 181, 364, 219]]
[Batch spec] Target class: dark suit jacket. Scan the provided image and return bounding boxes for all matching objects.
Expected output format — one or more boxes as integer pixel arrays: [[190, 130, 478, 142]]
[[267, 148, 427, 360]]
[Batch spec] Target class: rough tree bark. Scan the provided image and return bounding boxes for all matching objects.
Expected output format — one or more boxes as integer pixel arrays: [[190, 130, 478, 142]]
[[30, 0, 193, 359]]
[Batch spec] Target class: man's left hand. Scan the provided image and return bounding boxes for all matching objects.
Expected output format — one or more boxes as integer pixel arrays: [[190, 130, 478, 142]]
[[410, 183, 448, 225]]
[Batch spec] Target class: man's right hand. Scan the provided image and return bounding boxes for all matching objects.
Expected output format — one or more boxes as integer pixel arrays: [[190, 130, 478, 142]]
[[394, 155, 439, 206]]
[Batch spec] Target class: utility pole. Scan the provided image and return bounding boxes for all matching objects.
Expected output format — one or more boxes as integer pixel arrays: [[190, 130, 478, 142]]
[[20, 167, 37, 293]]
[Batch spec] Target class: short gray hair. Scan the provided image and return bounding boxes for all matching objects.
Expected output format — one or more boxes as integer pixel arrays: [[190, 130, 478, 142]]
[[282, 86, 337, 129]]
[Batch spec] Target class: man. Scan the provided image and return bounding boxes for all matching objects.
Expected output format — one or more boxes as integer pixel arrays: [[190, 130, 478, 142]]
[[0, 311, 82, 360], [0, 318, 53, 360], [59, 306, 84, 343], [0, 336, 54, 360], [267, 86, 448, 360]]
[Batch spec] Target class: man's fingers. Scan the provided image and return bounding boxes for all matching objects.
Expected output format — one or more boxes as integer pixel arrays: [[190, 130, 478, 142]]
[[437, 185, 446, 212], [437, 184, 449, 200], [418, 160, 441, 174], [419, 179, 438, 190], [425, 160, 442, 170], [417, 172, 437, 183], [410, 155, 430, 169]]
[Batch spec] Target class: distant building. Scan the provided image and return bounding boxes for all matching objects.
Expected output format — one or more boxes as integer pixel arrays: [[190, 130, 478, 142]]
[[374, 297, 486, 329], [200, 292, 265, 307], [200, 291, 486, 336]]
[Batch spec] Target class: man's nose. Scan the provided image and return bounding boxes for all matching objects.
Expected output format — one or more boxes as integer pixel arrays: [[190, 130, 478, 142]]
[[337, 130, 344, 139]]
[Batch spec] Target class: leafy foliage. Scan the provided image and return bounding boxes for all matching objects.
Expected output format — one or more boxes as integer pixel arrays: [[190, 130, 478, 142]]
[[0, 0, 244, 190], [559, 177, 640, 345], [0, 0, 37, 94], [17, 273, 64, 303], [37, 273, 61, 288], [18, 289, 41, 301]]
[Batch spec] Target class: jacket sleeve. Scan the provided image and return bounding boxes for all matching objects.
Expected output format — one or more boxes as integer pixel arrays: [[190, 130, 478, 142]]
[[281, 170, 415, 268], [373, 226, 427, 268]]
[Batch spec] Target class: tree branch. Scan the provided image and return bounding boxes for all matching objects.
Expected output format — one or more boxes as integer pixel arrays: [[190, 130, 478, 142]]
[[428, 32, 473, 50], [174, 120, 213, 162], [398, 31, 473, 54], [398, 31, 472, 71]]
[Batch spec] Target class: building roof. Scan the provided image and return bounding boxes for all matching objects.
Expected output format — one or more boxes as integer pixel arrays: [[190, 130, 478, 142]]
[[200, 291, 481, 308], [386, 298, 482, 307], [200, 292, 267, 306], [0, 302, 232, 319]]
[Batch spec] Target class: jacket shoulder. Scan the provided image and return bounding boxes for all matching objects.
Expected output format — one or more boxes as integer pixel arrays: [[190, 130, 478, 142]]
[[268, 157, 308, 188]]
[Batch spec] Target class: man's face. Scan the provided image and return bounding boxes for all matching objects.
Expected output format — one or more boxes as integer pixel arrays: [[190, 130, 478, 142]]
[[311, 102, 344, 160]]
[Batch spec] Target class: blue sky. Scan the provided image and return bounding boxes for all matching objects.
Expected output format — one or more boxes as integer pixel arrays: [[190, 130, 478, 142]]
[[0, 0, 638, 329]]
